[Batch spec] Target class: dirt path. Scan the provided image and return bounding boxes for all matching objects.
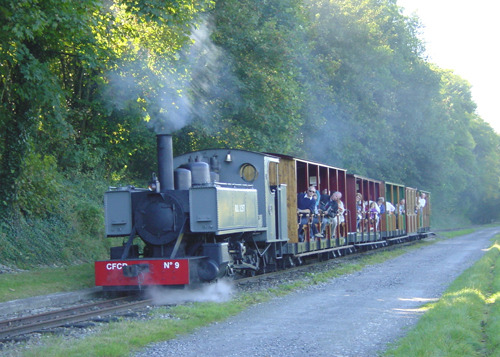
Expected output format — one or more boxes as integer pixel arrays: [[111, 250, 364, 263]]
[[135, 227, 499, 357]]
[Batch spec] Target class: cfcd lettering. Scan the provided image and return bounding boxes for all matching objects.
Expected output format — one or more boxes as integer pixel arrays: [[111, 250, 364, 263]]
[[106, 262, 128, 270]]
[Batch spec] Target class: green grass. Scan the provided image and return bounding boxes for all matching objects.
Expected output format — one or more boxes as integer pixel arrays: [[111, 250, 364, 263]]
[[438, 228, 475, 239], [0, 264, 95, 302], [384, 235, 500, 357]]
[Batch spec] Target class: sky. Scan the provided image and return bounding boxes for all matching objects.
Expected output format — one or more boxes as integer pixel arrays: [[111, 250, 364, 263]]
[[397, 0, 500, 134]]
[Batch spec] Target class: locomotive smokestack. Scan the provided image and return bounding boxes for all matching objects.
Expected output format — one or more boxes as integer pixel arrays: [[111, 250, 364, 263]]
[[157, 134, 174, 192]]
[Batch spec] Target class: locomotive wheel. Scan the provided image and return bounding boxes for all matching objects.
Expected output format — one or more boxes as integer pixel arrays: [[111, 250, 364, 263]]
[[244, 249, 260, 277], [294, 257, 303, 266], [280, 256, 295, 269], [225, 265, 235, 278]]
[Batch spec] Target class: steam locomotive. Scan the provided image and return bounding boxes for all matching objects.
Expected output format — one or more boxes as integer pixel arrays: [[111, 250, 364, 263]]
[[94, 134, 431, 290]]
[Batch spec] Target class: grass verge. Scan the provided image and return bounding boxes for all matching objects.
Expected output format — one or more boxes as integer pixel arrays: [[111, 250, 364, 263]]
[[0, 264, 95, 302], [438, 228, 475, 239], [384, 234, 500, 357]]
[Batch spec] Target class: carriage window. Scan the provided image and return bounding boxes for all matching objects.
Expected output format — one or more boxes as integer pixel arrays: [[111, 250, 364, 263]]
[[240, 163, 258, 182]]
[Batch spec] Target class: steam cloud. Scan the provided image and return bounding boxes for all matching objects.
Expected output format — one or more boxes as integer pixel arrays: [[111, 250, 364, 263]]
[[146, 279, 235, 305], [106, 15, 227, 135], [149, 18, 224, 134]]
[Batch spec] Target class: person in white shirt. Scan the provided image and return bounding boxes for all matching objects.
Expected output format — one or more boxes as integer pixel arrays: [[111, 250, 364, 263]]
[[398, 199, 405, 215], [334, 192, 345, 223], [416, 192, 426, 213], [386, 200, 395, 214], [332, 191, 345, 238], [418, 193, 426, 209]]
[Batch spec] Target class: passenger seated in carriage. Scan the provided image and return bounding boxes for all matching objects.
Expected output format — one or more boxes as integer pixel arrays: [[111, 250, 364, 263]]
[[369, 201, 379, 230], [386, 200, 395, 214], [377, 197, 386, 214], [334, 192, 345, 236], [319, 189, 330, 210], [320, 192, 338, 238], [397, 199, 405, 215], [356, 193, 363, 231], [297, 185, 323, 241], [416, 192, 426, 214]]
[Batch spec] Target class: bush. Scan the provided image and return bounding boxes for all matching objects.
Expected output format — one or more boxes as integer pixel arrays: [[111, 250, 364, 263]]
[[0, 174, 111, 269], [16, 150, 63, 217]]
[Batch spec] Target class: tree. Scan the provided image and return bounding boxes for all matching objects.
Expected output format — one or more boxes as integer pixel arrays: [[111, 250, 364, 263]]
[[0, 0, 100, 213], [0, 0, 214, 214], [174, 0, 310, 154], [468, 118, 500, 223], [301, 0, 434, 178]]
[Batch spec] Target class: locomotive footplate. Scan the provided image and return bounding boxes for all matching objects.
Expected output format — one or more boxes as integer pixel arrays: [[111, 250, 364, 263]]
[[95, 257, 206, 289]]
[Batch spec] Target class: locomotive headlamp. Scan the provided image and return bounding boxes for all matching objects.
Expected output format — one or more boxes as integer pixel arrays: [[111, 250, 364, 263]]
[[148, 182, 157, 191], [148, 173, 160, 192], [224, 151, 232, 163]]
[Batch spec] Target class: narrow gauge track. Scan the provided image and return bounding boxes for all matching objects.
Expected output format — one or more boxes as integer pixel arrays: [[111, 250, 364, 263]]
[[0, 296, 152, 341]]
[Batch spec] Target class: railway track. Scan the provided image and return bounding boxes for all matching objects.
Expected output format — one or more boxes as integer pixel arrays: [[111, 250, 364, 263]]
[[0, 296, 152, 341]]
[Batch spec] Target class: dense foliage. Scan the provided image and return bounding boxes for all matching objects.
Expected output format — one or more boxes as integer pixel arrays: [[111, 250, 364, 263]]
[[0, 0, 498, 266]]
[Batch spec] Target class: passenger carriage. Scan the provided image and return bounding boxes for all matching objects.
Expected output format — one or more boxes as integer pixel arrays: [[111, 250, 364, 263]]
[[346, 174, 384, 246], [271, 154, 352, 258]]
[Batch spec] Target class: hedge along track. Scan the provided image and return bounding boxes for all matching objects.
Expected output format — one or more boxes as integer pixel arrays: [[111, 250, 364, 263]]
[[0, 296, 152, 341]]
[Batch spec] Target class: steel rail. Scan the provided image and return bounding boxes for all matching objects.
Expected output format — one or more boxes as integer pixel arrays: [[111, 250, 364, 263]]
[[0, 296, 152, 340]]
